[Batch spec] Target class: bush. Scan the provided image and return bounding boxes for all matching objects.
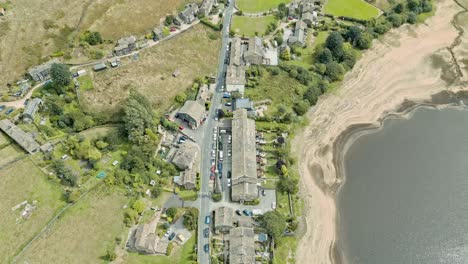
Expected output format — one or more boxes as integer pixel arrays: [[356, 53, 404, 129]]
[[325, 61, 345, 81], [212, 192, 222, 202], [83, 31, 103, 45], [388, 14, 403, 27], [166, 242, 174, 256], [293, 100, 310, 116], [166, 207, 177, 218]]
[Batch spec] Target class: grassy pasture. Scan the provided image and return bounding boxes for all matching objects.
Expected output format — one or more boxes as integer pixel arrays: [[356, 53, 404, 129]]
[[82, 24, 221, 114], [236, 0, 292, 13], [324, 0, 380, 20], [18, 186, 127, 264], [231, 15, 277, 37], [0, 158, 66, 263]]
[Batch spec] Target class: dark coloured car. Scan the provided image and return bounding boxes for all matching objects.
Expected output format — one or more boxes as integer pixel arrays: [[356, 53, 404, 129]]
[[227, 171, 231, 178], [5, 108, 14, 115], [236, 210, 242, 216], [262, 189, 266, 196], [242, 209, 252, 216], [204, 228, 210, 238], [0, 105, 5, 111], [204, 244, 210, 253], [168, 232, 176, 241]]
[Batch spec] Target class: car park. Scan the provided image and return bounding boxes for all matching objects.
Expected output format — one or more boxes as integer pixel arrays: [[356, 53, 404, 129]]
[[205, 215, 211, 224], [204, 228, 210, 238]]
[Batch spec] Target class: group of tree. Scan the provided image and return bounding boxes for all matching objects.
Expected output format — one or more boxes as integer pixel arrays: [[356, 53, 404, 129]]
[[276, 3, 288, 19], [258, 211, 287, 241], [81, 31, 103, 46], [182, 208, 198, 231]]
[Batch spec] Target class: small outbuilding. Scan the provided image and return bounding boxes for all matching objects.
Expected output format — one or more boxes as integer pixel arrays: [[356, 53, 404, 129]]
[[93, 63, 107, 72], [22, 98, 43, 124]]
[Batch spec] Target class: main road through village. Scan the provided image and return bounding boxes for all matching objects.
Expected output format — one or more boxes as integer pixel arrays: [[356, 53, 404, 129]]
[[196, 1, 235, 263]]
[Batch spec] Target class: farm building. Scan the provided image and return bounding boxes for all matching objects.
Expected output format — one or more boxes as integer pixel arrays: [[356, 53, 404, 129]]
[[130, 215, 168, 254], [229, 37, 242, 66], [177, 100, 205, 129], [172, 142, 199, 190], [0, 119, 40, 154], [214, 206, 234, 234], [152, 27, 164, 41], [231, 109, 258, 202], [179, 3, 199, 24], [93, 63, 107, 72], [243, 37, 265, 65], [288, 20, 306, 47], [225, 65, 246, 94], [198, 0, 215, 17], [22, 98, 43, 124], [114, 35, 137, 56], [27, 59, 59, 82], [229, 227, 256, 264]]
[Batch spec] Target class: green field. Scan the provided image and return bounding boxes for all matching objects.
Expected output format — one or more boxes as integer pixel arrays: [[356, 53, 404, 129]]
[[18, 187, 127, 264], [324, 0, 380, 20], [245, 71, 307, 115], [237, 0, 292, 13], [232, 15, 277, 37], [0, 158, 66, 263]]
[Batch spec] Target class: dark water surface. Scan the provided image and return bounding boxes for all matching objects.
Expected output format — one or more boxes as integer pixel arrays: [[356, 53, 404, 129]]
[[338, 107, 468, 264]]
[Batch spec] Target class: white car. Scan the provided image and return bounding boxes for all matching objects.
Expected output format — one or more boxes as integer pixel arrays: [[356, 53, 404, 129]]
[[227, 178, 231, 187], [211, 150, 216, 157], [271, 202, 277, 210], [228, 150, 232, 157], [213, 134, 217, 141], [213, 127, 218, 133]]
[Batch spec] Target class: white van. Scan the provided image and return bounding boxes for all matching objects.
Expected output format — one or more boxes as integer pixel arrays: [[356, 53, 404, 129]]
[[219, 151, 223, 161]]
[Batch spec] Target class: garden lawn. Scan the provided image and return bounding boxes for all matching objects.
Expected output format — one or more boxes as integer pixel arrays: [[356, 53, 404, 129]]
[[18, 186, 128, 264], [324, 0, 379, 20], [0, 158, 66, 263], [231, 15, 277, 37], [236, 0, 292, 13], [244, 71, 307, 115]]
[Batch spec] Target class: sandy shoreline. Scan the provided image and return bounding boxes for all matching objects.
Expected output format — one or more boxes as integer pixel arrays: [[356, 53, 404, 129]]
[[293, 1, 466, 263]]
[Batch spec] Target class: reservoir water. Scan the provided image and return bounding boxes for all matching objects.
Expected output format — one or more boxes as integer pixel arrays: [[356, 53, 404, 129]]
[[338, 107, 468, 264]]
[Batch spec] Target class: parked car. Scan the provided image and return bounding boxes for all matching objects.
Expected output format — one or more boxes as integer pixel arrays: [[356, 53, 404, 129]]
[[210, 173, 215, 180], [212, 143, 216, 150], [0, 105, 5, 111], [228, 150, 232, 157], [5, 108, 14, 115], [225, 102, 232, 106], [227, 178, 231, 187], [24, 99, 29, 105], [168, 232, 176, 241], [211, 165, 216, 172], [205, 215, 211, 224], [211, 158, 215, 166], [178, 125, 184, 130], [211, 150, 216, 158], [242, 209, 251, 216], [204, 228, 210, 238], [236, 210, 242, 216], [262, 189, 266, 196], [213, 134, 217, 141], [213, 127, 217, 133], [271, 202, 277, 210], [227, 171, 231, 178], [204, 244, 210, 253], [164, 230, 171, 237]]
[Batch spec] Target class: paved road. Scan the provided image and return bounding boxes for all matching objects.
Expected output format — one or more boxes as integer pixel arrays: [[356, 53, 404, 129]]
[[196, 1, 235, 263]]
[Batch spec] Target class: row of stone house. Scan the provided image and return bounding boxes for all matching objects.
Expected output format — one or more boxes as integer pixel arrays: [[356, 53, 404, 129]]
[[213, 206, 264, 264], [171, 141, 200, 190], [287, 0, 320, 47], [226, 37, 269, 94]]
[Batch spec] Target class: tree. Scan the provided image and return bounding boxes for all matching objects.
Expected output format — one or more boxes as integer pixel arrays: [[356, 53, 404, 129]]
[[165, 15, 174, 26], [342, 48, 358, 70], [316, 48, 333, 64], [407, 12, 418, 24], [280, 47, 291, 60], [354, 32, 372, 50], [303, 85, 321, 105], [95, 140, 108, 150], [123, 90, 157, 147], [84, 31, 103, 45], [293, 100, 309, 116], [422, 0, 432, 13], [274, 35, 283, 46], [325, 31, 344, 59], [388, 14, 403, 27], [151, 186, 162, 198], [280, 165, 289, 176], [277, 3, 288, 19], [289, 69, 298, 78], [175, 93, 187, 104], [132, 199, 146, 214], [259, 211, 287, 240], [394, 3, 405, 13], [105, 246, 117, 261], [278, 177, 299, 194], [51, 63, 71, 87], [166, 207, 177, 218], [325, 62, 345, 82], [87, 147, 102, 162], [344, 26, 362, 43]]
